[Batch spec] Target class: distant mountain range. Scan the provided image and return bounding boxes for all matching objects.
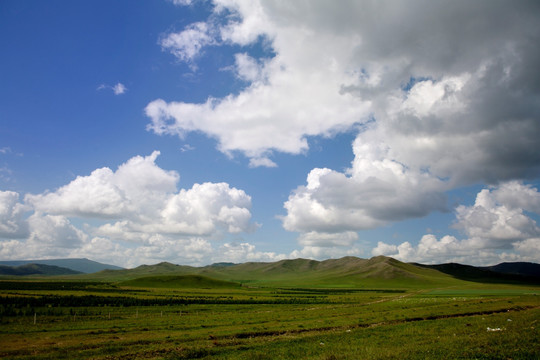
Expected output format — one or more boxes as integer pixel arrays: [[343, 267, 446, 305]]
[[0, 258, 123, 275], [413, 262, 540, 284], [0, 256, 538, 287], [0, 263, 82, 276], [483, 262, 540, 278]]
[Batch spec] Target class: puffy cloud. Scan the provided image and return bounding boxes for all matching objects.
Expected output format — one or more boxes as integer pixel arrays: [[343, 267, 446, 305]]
[[0, 213, 86, 259], [373, 234, 540, 265], [214, 242, 285, 264], [512, 238, 540, 263], [490, 181, 540, 213], [27, 213, 86, 250], [281, 132, 448, 253], [148, 1, 371, 166], [1, 152, 257, 265], [282, 138, 448, 234], [27, 152, 254, 238], [372, 241, 398, 257], [234, 53, 266, 83], [160, 21, 216, 67], [0, 239, 27, 259], [373, 235, 480, 264], [26, 151, 178, 219], [454, 182, 540, 246], [0, 191, 29, 238], [113, 83, 127, 95], [373, 182, 540, 264], [96, 182, 255, 239]]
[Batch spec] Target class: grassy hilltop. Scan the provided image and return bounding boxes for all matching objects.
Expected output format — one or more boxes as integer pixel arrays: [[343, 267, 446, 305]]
[[68, 255, 538, 289]]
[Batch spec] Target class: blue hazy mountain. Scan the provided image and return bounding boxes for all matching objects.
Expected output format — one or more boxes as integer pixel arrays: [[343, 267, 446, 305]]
[[0, 258, 123, 274]]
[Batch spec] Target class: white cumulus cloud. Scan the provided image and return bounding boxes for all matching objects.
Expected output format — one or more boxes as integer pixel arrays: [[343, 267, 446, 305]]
[[0, 152, 259, 266], [373, 182, 540, 264], [0, 191, 29, 239], [282, 134, 447, 237], [148, 0, 371, 166]]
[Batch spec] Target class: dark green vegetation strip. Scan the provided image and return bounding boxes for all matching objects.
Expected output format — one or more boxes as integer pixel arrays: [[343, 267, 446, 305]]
[[0, 281, 109, 291], [0, 294, 328, 308]]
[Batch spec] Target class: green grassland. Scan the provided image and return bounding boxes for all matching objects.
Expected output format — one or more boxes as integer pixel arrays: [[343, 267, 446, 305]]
[[0, 256, 539, 359]]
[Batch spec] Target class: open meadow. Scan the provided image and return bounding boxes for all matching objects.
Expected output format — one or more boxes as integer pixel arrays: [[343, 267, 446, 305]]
[[0, 277, 538, 359]]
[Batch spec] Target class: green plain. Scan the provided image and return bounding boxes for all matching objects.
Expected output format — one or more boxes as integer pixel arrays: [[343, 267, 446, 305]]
[[1, 257, 539, 359]]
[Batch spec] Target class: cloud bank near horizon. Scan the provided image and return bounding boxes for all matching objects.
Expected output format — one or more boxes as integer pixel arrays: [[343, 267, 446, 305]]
[[0, 152, 279, 268], [1, 153, 539, 267]]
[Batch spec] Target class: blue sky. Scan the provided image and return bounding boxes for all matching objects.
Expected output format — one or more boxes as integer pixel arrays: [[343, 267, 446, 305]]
[[1, 0, 539, 268]]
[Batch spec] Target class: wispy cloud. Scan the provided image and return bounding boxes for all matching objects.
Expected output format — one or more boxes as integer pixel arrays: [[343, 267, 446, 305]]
[[170, 0, 193, 6], [160, 21, 217, 70], [180, 144, 195, 152], [0, 147, 22, 157], [97, 82, 127, 95]]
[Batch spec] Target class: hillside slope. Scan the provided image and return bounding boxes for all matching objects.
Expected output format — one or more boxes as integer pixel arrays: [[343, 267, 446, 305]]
[[208, 256, 465, 288], [99, 256, 466, 288]]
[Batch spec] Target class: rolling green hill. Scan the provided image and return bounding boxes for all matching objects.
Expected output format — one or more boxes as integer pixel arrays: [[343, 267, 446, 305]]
[[77, 262, 197, 281], [19, 256, 538, 289], [79, 256, 470, 288], [209, 256, 467, 288]]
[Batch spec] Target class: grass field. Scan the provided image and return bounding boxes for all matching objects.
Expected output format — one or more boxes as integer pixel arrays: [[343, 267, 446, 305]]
[[0, 278, 538, 359]]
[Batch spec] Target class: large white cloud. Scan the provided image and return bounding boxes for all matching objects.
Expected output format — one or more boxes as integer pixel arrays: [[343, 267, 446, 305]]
[[25, 151, 254, 238], [147, 0, 371, 167], [454, 183, 540, 246], [151, 0, 540, 177], [96, 182, 256, 241], [26, 151, 178, 219], [0, 212, 87, 260], [282, 136, 448, 234]]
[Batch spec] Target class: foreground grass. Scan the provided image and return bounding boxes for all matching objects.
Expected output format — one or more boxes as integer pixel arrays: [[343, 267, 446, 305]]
[[0, 282, 538, 359]]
